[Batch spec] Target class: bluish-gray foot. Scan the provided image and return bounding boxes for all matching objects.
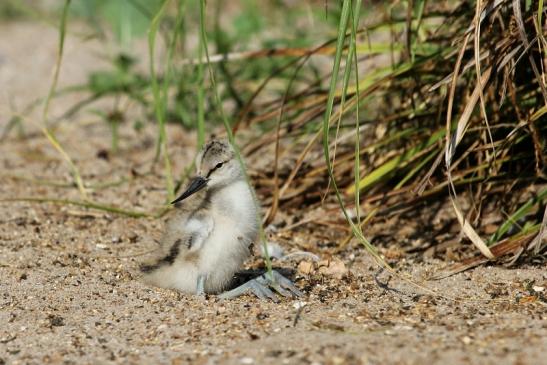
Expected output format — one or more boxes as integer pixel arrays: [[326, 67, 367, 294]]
[[218, 270, 302, 302]]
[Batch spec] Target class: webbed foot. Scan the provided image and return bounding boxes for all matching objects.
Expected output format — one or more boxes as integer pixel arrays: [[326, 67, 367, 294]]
[[218, 270, 302, 302]]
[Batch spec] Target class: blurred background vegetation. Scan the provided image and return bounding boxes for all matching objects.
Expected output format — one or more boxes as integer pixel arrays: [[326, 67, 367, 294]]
[[1, 0, 546, 267]]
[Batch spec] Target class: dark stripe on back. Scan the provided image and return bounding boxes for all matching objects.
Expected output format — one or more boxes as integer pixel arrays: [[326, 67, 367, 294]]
[[139, 239, 182, 273], [162, 239, 181, 264]]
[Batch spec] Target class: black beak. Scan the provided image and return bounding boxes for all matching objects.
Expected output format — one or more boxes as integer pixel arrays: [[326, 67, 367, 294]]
[[171, 176, 208, 204]]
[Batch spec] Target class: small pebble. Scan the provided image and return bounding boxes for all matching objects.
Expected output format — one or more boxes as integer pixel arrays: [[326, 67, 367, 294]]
[[240, 357, 254, 364], [293, 301, 307, 310]]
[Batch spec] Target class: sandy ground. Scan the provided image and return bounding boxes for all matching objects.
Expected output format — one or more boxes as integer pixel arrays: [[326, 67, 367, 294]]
[[1, 20, 547, 365]]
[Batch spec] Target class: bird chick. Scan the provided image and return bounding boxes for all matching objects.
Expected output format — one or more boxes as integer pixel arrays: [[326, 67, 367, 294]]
[[140, 139, 258, 294]]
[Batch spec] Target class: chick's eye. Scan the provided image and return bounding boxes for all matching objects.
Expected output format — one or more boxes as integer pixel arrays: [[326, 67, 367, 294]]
[[215, 162, 223, 169]]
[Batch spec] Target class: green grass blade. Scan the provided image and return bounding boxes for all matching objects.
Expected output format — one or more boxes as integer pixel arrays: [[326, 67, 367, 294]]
[[394, 149, 438, 189], [148, 0, 175, 201], [539, 0, 544, 26], [42, 0, 71, 124], [351, 0, 362, 225], [321, 0, 382, 261], [41, 0, 87, 200], [197, 25, 206, 149], [0, 197, 156, 218], [489, 188, 547, 244]]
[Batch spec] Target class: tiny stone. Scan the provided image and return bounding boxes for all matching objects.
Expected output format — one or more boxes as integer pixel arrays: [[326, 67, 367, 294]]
[[48, 315, 64, 327], [461, 336, 472, 345], [298, 261, 314, 275], [292, 301, 307, 310]]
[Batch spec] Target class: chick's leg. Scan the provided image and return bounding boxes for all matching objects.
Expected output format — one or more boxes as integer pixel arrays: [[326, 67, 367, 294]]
[[218, 270, 302, 301], [196, 274, 206, 296]]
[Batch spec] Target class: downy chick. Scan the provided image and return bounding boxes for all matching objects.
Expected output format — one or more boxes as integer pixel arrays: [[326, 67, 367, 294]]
[[141, 139, 258, 294]]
